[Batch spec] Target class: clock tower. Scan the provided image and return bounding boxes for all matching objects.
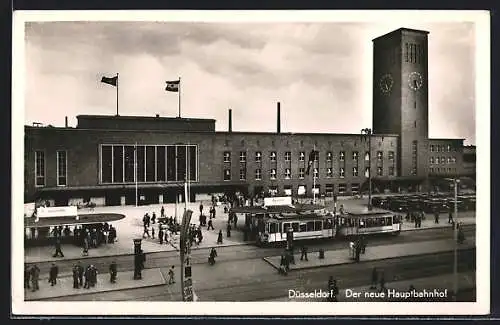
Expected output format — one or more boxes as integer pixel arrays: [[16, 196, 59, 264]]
[[372, 28, 429, 178]]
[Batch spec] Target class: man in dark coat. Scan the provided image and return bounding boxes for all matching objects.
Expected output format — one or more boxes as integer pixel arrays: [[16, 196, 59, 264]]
[[24, 265, 31, 289], [30, 264, 40, 292], [84, 265, 91, 289], [72, 264, 79, 289], [49, 263, 58, 286], [300, 246, 308, 261], [109, 261, 117, 283], [226, 223, 232, 238], [53, 236, 64, 257], [207, 218, 214, 230], [217, 230, 223, 244], [77, 262, 84, 287]]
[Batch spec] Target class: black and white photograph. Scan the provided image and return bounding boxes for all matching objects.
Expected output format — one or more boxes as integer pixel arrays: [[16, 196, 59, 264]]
[[12, 10, 490, 316]]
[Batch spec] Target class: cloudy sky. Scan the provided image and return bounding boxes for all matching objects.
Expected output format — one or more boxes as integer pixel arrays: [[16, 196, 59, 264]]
[[22, 14, 478, 144]]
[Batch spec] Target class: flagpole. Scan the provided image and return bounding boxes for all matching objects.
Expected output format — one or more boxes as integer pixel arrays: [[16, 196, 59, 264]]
[[178, 77, 181, 118], [135, 142, 138, 207], [313, 144, 316, 204], [116, 73, 119, 116]]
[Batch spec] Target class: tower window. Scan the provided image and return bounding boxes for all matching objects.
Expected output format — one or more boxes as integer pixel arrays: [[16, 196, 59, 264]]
[[414, 121, 417, 128], [405, 43, 409, 62], [414, 101, 417, 109]]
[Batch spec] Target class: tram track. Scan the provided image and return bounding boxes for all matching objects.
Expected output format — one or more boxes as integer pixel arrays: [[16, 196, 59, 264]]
[[48, 248, 475, 302], [32, 225, 475, 278]]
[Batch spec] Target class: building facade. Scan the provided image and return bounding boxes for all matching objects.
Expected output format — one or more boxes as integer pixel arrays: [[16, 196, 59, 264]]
[[24, 27, 474, 206]]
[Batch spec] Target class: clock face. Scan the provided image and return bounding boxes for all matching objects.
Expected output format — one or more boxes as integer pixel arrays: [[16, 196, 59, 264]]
[[379, 74, 393, 94], [408, 72, 423, 90]]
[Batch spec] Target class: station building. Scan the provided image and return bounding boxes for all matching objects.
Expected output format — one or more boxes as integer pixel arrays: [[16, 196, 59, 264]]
[[24, 27, 473, 206]]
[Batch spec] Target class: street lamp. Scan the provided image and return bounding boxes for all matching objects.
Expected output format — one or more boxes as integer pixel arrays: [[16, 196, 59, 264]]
[[453, 178, 460, 301], [361, 128, 373, 211]]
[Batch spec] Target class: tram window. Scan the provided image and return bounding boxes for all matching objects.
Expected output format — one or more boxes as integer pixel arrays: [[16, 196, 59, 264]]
[[299, 223, 307, 232], [269, 223, 277, 234], [339, 217, 345, 225], [283, 223, 290, 232], [315, 221, 322, 231], [386, 217, 392, 226], [292, 222, 299, 232], [307, 221, 315, 231], [359, 219, 365, 228]]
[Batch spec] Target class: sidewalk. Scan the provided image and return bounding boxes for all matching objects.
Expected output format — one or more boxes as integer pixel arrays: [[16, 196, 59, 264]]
[[24, 268, 166, 301], [263, 238, 475, 271], [268, 271, 475, 302], [25, 201, 248, 263]]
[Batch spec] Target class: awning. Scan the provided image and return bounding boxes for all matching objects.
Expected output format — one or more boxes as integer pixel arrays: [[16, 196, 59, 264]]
[[38, 182, 249, 192], [24, 213, 125, 228]]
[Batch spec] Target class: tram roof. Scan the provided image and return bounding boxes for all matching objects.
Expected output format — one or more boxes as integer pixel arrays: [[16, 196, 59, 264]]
[[229, 203, 326, 215], [24, 213, 125, 228], [269, 213, 330, 221], [341, 205, 392, 216]]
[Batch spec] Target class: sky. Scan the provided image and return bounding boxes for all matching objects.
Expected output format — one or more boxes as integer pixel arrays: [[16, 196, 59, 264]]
[[22, 16, 477, 144]]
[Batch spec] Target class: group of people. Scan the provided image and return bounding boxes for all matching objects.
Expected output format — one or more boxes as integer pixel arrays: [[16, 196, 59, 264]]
[[142, 212, 181, 245], [71, 263, 99, 289], [350, 236, 367, 262]]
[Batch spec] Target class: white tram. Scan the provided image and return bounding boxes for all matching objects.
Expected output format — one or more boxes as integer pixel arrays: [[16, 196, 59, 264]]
[[337, 211, 401, 237], [258, 213, 336, 245]]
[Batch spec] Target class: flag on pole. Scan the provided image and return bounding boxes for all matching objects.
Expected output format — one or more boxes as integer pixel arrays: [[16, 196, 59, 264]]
[[166, 80, 180, 92], [101, 75, 118, 86], [306, 150, 318, 175]]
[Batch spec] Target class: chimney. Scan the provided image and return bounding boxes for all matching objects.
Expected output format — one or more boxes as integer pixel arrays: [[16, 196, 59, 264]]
[[156, 114, 160, 118], [277, 102, 281, 134], [65, 116, 68, 128], [228, 109, 232, 132]]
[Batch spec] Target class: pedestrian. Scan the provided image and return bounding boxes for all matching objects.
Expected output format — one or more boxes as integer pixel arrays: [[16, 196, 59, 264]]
[[109, 261, 117, 283], [49, 263, 58, 286], [434, 210, 439, 224], [72, 264, 79, 289], [379, 271, 386, 293], [448, 210, 454, 224], [207, 218, 214, 230], [84, 265, 91, 289], [226, 223, 232, 238], [370, 267, 378, 289], [152, 226, 155, 239], [102, 229, 108, 244], [168, 266, 175, 284], [152, 212, 156, 224], [300, 246, 308, 261], [233, 214, 238, 229], [90, 265, 98, 287], [24, 265, 31, 289], [82, 236, 89, 256], [354, 241, 361, 262], [159, 226, 164, 245], [360, 236, 367, 254], [217, 230, 223, 244], [77, 261, 84, 287], [53, 236, 64, 257], [199, 203, 204, 215], [30, 264, 40, 292], [143, 225, 150, 238]]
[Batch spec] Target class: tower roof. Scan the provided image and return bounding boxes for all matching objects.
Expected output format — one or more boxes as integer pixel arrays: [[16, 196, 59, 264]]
[[372, 27, 430, 42]]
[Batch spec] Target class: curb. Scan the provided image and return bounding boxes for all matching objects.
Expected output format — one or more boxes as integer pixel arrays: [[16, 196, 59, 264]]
[[400, 222, 475, 233], [262, 246, 475, 272], [25, 270, 168, 301]]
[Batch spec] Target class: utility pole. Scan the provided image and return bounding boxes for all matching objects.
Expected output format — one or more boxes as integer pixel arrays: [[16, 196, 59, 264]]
[[361, 128, 373, 210]]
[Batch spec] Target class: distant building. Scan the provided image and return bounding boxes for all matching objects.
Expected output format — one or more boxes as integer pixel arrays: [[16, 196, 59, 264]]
[[24, 28, 474, 206]]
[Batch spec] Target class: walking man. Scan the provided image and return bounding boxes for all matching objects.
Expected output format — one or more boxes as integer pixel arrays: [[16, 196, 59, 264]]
[[72, 264, 80, 289], [53, 236, 64, 257], [168, 266, 175, 284], [24, 265, 31, 289], [207, 218, 214, 230], [30, 264, 40, 292], [370, 267, 378, 289], [300, 246, 308, 261], [49, 263, 58, 286], [217, 230, 223, 244], [76, 262, 84, 287], [109, 261, 118, 283]]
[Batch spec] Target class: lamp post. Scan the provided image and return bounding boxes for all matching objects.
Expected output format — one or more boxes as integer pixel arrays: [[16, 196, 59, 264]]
[[453, 178, 460, 301], [361, 128, 373, 211]]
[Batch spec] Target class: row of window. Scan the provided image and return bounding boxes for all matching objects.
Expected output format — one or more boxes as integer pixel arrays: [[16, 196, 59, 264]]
[[100, 144, 198, 184], [429, 156, 457, 164], [223, 166, 395, 181], [405, 42, 424, 64], [35, 151, 67, 187], [430, 167, 458, 174], [430, 144, 456, 152], [268, 183, 359, 196], [224, 139, 395, 148], [223, 150, 394, 163]]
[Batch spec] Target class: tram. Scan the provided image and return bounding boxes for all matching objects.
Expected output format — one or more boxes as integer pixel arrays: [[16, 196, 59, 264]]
[[230, 200, 401, 246], [336, 211, 401, 237]]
